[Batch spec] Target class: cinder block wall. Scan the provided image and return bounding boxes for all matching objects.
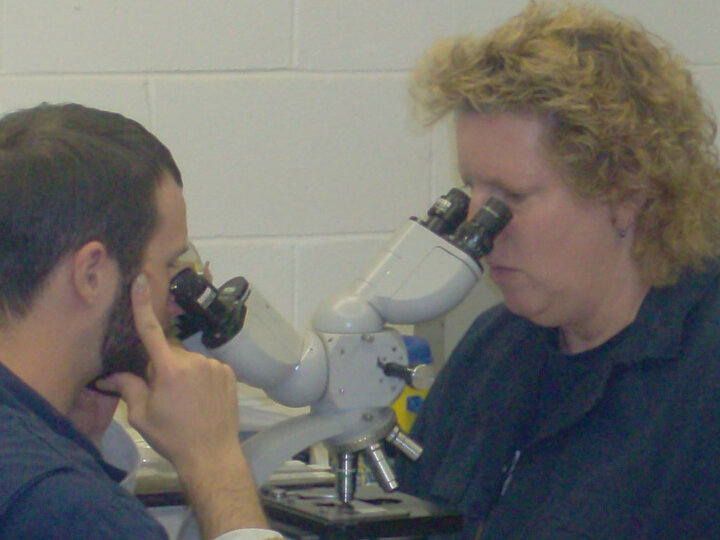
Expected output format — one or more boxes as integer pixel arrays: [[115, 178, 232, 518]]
[[3, 1, 718, 356]]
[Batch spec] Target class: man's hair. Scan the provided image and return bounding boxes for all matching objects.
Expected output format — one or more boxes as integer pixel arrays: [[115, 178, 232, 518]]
[[0, 103, 182, 322], [411, 1, 720, 286]]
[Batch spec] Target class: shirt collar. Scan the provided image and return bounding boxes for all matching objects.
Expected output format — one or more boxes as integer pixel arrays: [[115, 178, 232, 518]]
[[613, 267, 720, 366], [0, 361, 126, 483]]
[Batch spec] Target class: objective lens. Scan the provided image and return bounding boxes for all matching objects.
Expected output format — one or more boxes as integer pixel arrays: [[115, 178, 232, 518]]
[[364, 443, 398, 492], [335, 452, 358, 504]]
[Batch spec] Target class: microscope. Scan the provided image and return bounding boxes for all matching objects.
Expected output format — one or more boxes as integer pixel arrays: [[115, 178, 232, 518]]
[[169, 188, 511, 537]]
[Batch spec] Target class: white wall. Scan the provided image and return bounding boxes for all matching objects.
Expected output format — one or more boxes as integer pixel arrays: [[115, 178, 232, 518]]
[[2, 0, 719, 358]]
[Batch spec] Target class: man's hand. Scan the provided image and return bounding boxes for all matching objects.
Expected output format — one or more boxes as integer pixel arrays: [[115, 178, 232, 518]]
[[98, 273, 270, 538], [99, 273, 239, 468]]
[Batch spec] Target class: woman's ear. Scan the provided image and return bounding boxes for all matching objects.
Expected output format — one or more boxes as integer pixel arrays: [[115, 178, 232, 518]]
[[71, 241, 117, 306], [612, 190, 647, 235]]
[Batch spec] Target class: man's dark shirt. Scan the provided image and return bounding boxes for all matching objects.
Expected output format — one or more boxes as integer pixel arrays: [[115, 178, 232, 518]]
[[0, 361, 167, 538], [397, 268, 720, 538]]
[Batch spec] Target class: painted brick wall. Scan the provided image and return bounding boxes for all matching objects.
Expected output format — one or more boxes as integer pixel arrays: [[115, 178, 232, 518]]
[[2, 0, 718, 355]]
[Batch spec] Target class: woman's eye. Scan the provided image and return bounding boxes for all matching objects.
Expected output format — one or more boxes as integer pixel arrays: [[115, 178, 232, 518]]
[[505, 191, 525, 202]]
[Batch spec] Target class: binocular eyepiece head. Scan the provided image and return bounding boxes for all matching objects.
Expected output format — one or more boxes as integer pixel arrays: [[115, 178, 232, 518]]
[[419, 188, 512, 262]]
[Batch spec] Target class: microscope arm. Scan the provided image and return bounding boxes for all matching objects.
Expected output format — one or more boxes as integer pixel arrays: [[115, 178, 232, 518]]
[[242, 410, 369, 487]]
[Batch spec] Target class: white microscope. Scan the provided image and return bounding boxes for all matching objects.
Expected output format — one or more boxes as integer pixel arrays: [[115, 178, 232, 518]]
[[168, 188, 510, 532]]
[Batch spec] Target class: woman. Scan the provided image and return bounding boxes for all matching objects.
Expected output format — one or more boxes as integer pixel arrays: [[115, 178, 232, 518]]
[[396, 2, 720, 538]]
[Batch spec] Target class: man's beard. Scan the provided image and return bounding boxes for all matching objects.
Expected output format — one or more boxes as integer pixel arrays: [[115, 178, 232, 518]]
[[98, 280, 151, 379]]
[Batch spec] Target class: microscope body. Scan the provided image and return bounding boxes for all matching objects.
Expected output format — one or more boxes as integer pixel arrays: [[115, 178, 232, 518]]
[[172, 189, 511, 502]]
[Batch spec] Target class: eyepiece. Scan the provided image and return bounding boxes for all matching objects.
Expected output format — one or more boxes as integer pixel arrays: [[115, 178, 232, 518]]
[[419, 188, 470, 236], [170, 268, 224, 326], [169, 268, 249, 347], [449, 197, 512, 261]]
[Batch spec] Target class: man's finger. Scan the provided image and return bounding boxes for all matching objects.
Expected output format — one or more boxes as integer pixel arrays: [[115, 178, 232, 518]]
[[99, 373, 149, 413], [131, 273, 171, 368]]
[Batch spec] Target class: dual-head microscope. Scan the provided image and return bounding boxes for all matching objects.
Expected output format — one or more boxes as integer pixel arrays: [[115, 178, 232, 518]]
[[169, 188, 511, 536]]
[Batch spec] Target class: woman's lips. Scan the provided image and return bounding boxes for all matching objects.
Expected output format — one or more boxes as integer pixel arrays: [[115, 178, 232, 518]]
[[488, 264, 517, 282]]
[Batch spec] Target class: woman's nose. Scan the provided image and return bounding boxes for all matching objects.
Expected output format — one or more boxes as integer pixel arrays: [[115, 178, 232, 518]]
[[466, 198, 484, 222]]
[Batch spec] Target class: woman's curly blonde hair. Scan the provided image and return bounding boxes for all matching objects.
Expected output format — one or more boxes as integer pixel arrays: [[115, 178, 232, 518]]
[[411, 1, 720, 286]]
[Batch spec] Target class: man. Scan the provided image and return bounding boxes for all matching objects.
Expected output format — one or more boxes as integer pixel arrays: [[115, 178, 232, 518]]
[[0, 103, 280, 538]]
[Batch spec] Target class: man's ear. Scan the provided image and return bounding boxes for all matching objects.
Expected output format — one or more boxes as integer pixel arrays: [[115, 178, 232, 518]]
[[71, 241, 117, 306]]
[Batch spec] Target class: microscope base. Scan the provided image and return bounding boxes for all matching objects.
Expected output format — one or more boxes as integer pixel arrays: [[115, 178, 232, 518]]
[[261, 484, 462, 539]]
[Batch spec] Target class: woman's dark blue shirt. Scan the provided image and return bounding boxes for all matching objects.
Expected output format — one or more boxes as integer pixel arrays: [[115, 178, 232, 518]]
[[397, 268, 720, 539]]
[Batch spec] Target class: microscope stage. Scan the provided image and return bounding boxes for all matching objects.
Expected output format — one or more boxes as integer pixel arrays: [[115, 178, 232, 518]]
[[261, 484, 462, 539]]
